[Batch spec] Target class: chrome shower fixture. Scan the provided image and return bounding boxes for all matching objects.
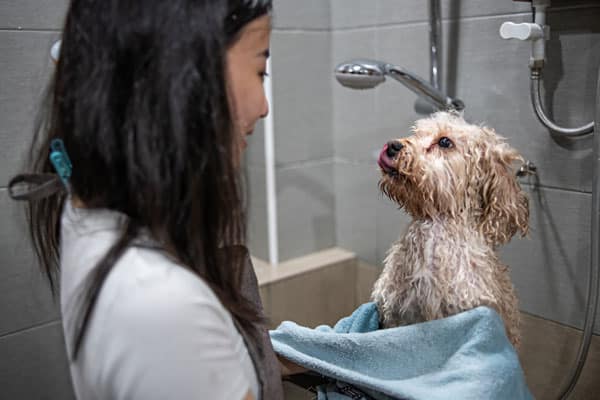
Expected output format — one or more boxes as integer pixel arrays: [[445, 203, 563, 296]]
[[335, 59, 465, 112]]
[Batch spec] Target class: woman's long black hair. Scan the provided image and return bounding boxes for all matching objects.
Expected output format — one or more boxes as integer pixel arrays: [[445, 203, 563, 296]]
[[22, 0, 271, 359]]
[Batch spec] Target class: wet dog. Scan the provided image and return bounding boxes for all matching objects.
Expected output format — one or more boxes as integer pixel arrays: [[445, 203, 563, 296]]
[[371, 112, 528, 347]]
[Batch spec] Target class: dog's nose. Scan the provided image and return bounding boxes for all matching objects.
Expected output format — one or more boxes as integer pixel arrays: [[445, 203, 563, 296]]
[[386, 141, 403, 158]]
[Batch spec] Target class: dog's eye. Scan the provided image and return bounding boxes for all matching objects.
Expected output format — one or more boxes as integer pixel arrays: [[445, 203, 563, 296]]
[[438, 137, 453, 148]]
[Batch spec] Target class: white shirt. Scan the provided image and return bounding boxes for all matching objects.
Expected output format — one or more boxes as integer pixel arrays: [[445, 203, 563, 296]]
[[59, 201, 259, 400]]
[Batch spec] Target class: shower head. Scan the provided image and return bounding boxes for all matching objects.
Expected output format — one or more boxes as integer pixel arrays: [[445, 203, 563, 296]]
[[334, 59, 386, 89], [335, 59, 465, 111]]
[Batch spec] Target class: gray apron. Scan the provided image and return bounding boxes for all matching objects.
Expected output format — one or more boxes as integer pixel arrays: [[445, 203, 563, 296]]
[[231, 246, 285, 400]]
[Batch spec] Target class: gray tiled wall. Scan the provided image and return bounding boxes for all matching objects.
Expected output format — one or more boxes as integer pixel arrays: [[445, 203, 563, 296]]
[[276, 161, 336, 260], [271, 30, 333, 165], [0, 190, 59, 336], [0, 1, 74, 398], [271, 0, 330, 31], [0, 30, 59, 184], [0, 0, 68, 30], [0, 321, 74, 400], [247, 1, 336, 261], [501, 185, 599, 332]]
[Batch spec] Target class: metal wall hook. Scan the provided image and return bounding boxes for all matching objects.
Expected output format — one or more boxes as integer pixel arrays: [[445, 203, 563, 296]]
[[516, 160, 538, 177]]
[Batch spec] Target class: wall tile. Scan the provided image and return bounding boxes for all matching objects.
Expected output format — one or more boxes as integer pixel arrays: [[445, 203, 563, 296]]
[[374, 21, 433, 158], [542, 8, 600, 133], [332, 29, 379, 161], [501, 184, 599, 333], [245, 119, 266, 168], [0, 189, 60, 336], [376, 0, 531, 27], [330, 0, 377, 30], [276, 161, 335, 261], [445, 12, 598, 193], [0, 0, 68, 30], [519, 312, 600, 400], [271, 30, 333, 164], [439, 0, 532, 20], [376, 0, 429, 26], [0, 31, 58, 186], [356, 260, 381, 305], [0, 321, 75, 400], [334, 162, 379, 265], [245, 165, 269, 261], [272, 0, 330, 30], [332, 23, 432, 163], [267, 260, 356, 328]]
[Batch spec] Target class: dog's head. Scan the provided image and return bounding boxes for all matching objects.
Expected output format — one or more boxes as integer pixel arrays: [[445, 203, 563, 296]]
[[378, 112, 528, 246]]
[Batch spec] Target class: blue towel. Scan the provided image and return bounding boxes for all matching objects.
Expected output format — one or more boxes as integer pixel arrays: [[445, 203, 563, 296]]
[[270, 303, 533, 400]]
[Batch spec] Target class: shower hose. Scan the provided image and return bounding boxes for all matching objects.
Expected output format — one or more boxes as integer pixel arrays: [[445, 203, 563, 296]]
[[530, 67, 599, 400]]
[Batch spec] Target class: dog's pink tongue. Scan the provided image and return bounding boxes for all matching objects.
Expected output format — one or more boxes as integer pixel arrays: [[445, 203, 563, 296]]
[[378, 144, 395, 172], [380, 143, 388, 157]]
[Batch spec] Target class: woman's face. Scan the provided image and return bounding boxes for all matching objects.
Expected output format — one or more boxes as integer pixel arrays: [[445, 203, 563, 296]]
[[226, 15, 271, 159]]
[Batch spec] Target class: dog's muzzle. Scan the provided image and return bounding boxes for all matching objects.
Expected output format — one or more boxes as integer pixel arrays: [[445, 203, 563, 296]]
[[378, 141, 403, 176]]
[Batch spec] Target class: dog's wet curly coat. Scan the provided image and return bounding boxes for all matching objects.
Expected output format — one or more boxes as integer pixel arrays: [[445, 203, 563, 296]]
[[372, 112, 528, 348]]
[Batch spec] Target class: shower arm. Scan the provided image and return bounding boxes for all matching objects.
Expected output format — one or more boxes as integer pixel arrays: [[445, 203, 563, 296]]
[[385, 64, 465, 111], [429, 0, 442, 90]]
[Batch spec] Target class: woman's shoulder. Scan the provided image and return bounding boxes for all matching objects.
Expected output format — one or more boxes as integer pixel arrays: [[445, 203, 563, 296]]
[[60, 202, 228, 320], [60, 202, 241, 352]]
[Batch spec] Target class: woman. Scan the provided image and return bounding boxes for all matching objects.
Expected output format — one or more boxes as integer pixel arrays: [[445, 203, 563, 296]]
[[8, 0, 303, 398]]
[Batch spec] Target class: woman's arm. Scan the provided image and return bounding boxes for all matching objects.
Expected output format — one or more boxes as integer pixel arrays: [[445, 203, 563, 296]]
[[278, 355, 307, 376]]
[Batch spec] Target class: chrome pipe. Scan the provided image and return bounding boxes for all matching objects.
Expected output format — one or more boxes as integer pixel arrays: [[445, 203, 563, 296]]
[[387, 65, 464, 111], [429, 0, 441, 90]]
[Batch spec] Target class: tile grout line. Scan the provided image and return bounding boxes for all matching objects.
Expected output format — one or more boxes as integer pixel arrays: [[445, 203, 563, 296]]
[[0, 28, 62, 33], [275, 12, 534, 34], [276, 157, 336, 170], [276, 6, 599, 34], [521, 310, 600, 336], [520, 182, 592, 195], [333, 159, 594, 195], [246, 157, 337, 170]]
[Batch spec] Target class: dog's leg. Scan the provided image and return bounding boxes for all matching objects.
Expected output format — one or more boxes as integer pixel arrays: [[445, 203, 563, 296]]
[[494, 265, 521, 348]]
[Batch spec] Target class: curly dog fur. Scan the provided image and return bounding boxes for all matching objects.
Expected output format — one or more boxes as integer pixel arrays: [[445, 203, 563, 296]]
[[371, 112, 528, 347]]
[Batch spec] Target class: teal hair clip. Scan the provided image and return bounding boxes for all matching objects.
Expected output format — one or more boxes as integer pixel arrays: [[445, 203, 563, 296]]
[[49, 138, 72, 189]]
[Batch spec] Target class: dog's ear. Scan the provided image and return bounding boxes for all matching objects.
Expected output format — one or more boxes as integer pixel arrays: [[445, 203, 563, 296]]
[[477, 132, 529, 247]]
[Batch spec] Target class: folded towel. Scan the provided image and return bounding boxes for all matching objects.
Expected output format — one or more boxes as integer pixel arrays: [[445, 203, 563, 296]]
[[270, 303, 533, 400]]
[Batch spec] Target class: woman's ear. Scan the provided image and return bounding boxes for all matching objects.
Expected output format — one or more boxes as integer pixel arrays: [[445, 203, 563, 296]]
[[478, 139, 529, 247]]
